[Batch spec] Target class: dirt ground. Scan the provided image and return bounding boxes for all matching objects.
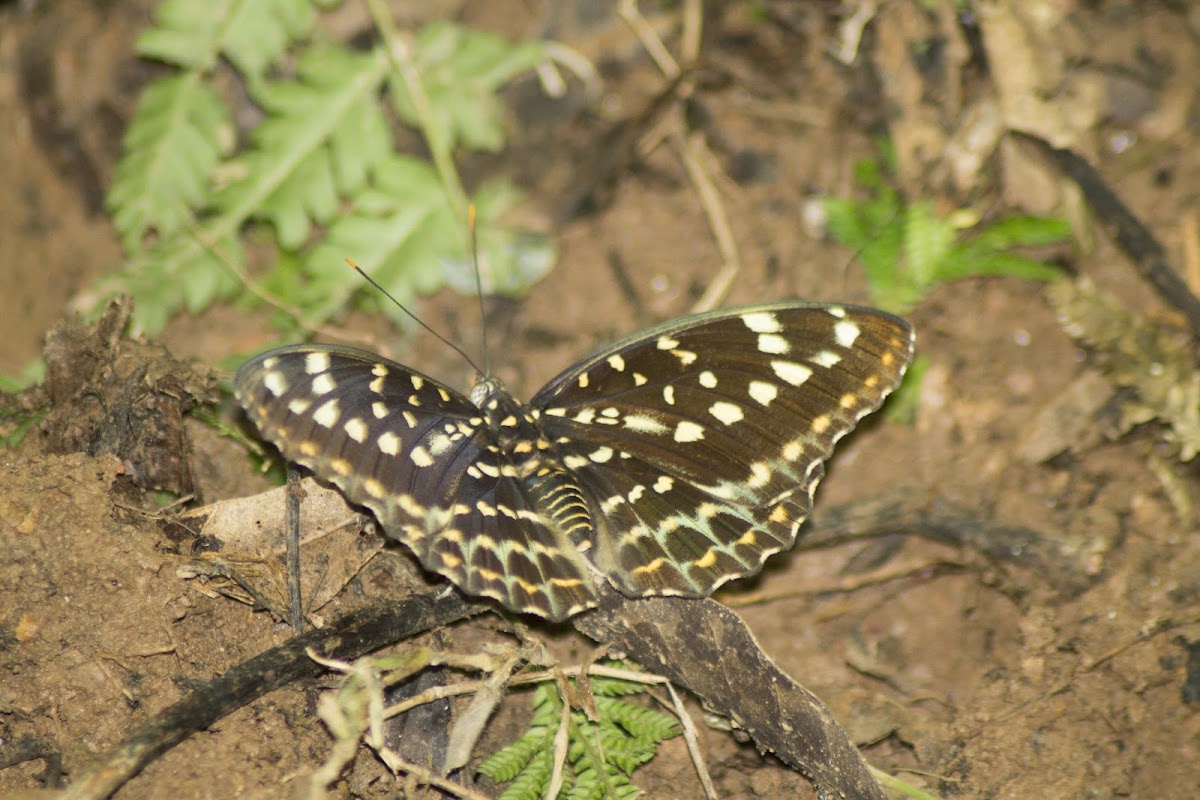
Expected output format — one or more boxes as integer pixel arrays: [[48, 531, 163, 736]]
[[2, 2, 1199, 798]]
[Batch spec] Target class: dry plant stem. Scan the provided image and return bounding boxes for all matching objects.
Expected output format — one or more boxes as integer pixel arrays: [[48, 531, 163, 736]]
[[666, 681, 719, 800], [618, 0, 681, 78], [373, 752, 494, 800], [679, 130, 741, 314], [869, 765, 944, 800], [1181, 208, 1200, 293], [620, 0, 741, 313], [365, 0, 469, 220], [798, 489, 1097, 598], [444, 649, 524, 772], [680, 0, 703, 65], [540, 41, 602, 96], [285, 466, 304, 631], [1014, 131, 1200, 337], [725, 561, 968, 610], [546, 699, 572, 800]]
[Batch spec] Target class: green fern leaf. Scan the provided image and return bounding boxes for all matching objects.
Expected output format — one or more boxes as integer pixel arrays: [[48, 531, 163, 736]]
[[595, 697, 680, 742], [477, 729, 550, 783], [391, 21, 546, 152], [213, 45, 391, 248], [137, 0, 317, 77], [107, 75, 231, 251], [218, 0, 317, 79], [902, 201, 956, 289], [496, 747, 553, 800]]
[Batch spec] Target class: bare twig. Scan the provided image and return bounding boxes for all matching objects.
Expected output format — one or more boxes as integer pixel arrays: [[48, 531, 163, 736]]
[[666, 681, 719, 800]]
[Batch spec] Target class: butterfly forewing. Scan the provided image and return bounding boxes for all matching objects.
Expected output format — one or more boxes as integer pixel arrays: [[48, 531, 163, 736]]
[[235, 302, 913, 621], [234, 345, 597, 619]]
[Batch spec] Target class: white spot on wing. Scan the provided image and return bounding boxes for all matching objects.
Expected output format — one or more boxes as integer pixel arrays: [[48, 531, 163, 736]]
[[305, 352, 331, 374], [748, 380, 778, 406], [747, 462, 771, 488], [311, 373, 337, 396], [657, 336, 680, 350], [757, 333, 789, 354], [673, 350, 698, 366], [312, 398, 340, 428], [709, 401, 744, 425], [741, 311, 782, 333], [698, 371, 717, 388], [590, 446, 614, 463], [663, 385, 675, 405], [608, 354, 625, 371], [674, 420, 705, 442], [772, 360, 813, 386], [834, 320, 861, 348], [344, 418, 368, 443], [622, 414, 670, 434], [263, 371, 288, 397], [410, 446, 433, 467], [378, 431, 401, 455], [810, 350, 842, 368]]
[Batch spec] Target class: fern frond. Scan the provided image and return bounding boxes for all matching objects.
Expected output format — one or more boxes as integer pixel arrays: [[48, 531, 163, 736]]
[[107, 75, 230, 251]]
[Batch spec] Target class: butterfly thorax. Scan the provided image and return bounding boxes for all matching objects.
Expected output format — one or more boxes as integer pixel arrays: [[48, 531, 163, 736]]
[[470, 376, 596, 552]]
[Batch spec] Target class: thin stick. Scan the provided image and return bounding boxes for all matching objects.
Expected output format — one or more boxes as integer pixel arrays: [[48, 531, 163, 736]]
[[284, 466, 304, 632], [666, 681, 719, 800], [619, 0, 740, 313], [364, 0, 468, 220], [678, 130, 740, 313]]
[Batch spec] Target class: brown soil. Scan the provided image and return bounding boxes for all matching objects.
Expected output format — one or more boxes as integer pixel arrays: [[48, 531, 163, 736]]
[[2, 2, 1199, 799]]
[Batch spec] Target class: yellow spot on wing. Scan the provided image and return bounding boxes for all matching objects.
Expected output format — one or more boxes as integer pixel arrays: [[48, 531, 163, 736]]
[[633, 558, 666, 575]]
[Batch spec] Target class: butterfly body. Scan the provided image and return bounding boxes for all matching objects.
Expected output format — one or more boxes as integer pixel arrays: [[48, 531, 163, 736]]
[[235, 302, 914, 621]]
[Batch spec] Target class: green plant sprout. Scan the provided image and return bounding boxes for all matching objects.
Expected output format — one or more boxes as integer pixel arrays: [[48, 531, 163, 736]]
[[822, 142, 1069, 315], [478, 666, 681, 800], [89, 0, 569, 338]]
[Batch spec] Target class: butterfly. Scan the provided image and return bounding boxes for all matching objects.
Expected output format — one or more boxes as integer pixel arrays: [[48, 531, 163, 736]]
[[234, 301, 913, 621]]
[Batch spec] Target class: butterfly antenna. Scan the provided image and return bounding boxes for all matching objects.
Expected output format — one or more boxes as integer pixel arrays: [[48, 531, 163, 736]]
[[469, 205, 492, 378], [345, 259, 484, 376]]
